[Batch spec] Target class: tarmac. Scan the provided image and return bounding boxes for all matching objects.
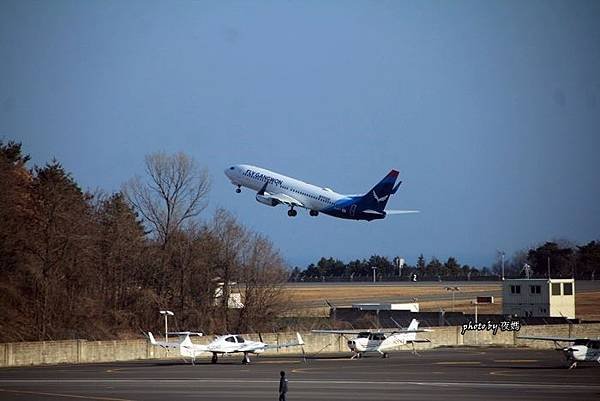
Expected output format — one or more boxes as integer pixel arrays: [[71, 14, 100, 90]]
[[0, 347, 599, 401]]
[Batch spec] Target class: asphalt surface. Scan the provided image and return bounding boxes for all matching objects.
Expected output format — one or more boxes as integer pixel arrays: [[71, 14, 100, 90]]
[[1, 347, 599, 400]]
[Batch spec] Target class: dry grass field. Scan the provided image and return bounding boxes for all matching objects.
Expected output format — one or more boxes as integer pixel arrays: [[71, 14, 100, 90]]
[[286, 283, 500, 306], [283, 282, 600, 320]]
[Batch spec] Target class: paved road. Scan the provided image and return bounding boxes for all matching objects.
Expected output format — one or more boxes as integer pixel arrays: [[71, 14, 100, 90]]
[[0, 347, 598, 400]]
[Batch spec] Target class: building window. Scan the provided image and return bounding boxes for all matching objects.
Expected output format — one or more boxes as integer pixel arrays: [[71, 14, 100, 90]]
[[510, 285, 521, 294], [564, 283, 573, 295], [551, 283, 561, 296], [530, 285, 541, 294]]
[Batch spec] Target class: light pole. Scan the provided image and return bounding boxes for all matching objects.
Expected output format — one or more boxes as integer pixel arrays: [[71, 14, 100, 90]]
[[371, 266, 377, 283], [497, 250, 505, 280], [445, 286, 460, 311], [160, 310, 174, 342]]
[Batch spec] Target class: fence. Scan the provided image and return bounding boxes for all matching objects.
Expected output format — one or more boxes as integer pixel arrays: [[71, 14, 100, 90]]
[[2, 323, 599, 367]]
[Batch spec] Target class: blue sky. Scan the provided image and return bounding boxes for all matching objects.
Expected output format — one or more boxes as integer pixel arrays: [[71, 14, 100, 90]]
[[2, 0, 599, 268]]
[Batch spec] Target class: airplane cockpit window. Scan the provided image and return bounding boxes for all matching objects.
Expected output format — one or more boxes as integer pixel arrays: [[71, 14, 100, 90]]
[[235, 336, 245, 343], [573, 339, 588, 346], [225, 336, 236, 343], [357, 332, 370, 339], [229, 166, 235, 170]]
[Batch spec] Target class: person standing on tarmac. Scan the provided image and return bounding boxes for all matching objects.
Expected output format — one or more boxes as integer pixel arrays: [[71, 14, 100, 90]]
[[279, 370, 288, 401]]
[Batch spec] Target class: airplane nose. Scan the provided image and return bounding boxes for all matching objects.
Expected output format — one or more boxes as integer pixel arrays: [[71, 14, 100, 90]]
[[225, 166, 235, 178]]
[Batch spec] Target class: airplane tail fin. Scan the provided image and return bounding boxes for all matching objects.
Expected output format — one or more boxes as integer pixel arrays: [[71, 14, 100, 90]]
[[407, 319, 419, 341], [297, 332, 304, 346], [357, 170, 400, 212]]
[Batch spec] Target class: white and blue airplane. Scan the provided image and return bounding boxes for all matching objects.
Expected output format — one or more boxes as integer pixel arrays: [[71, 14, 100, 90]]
[[225, 164, 418, 221]]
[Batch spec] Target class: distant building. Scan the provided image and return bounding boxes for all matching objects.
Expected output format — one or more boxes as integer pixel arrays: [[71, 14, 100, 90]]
[[213, 281, 244, 309], [502, 278, 575, 319]]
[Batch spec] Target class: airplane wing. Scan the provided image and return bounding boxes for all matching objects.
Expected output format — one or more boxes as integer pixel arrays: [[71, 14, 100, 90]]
[[257, 182, 304, 208], [312, 329, 415, 335], [312, 329, 374, 335], [517, 335, 585, 342], [263, 333, 305, 350], [168, 331, 203, 337], [390, 328, 433, 334], [268, 192, 304, 208], [180, 343, 210, 357]]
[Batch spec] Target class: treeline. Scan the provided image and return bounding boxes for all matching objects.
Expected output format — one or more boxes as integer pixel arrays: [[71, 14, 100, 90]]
[[293, 241, 600, 282], [0, 141, 289, 342], [490, 241, 600, 280], [291, 255, 483, 282]]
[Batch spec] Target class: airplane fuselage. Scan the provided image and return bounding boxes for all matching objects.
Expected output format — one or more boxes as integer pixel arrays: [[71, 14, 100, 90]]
[[347, 332, 417, 356], [565, 341, 600, 363]]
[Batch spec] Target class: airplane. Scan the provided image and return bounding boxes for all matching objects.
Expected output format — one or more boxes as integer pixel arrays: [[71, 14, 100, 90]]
[[312, 318, 432, 359], [149, 331, 305, 365], [517, 335, 600, 369], [224, 164, 419, 221]]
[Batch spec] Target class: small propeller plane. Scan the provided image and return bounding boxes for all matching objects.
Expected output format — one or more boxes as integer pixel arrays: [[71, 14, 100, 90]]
[[517, 335, 600, 369], [149, 331, 305, 365], [312, 318, 432, 359]]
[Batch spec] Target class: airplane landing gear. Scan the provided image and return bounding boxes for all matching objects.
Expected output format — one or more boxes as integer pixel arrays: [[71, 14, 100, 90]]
[[309, 210, 319, 216], [242, 353, 251, 364], [287, 208, 297, 217], [211, 353, 218, 364], [381, 353, 389, 359], [235, 185, 241, 193]]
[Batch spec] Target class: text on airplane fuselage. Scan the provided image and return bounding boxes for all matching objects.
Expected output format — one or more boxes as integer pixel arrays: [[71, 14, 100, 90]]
[[243, 169, 283, 187]]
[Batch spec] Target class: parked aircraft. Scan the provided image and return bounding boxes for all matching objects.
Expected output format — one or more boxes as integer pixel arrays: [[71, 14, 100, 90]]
[[224, 164, 419, 221], [149, 331, 305, 364], [312, 319, 431, 359], [517, 335, 600, 369]]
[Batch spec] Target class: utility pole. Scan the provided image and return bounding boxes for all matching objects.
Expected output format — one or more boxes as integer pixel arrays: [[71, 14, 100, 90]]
[[372, 266, 377, 283]]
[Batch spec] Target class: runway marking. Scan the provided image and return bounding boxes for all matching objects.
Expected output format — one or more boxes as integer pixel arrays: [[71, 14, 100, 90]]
[[489, 370, 518, 376], [256, 360, 301, 364], [493, 360, 538, 363], [435, 361, 481, 365], [1, 379, 597, 390], [0, 388, 133, 401]]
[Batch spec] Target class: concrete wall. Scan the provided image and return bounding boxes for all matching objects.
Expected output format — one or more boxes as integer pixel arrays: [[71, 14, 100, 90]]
[[2, 323, 599, 367]]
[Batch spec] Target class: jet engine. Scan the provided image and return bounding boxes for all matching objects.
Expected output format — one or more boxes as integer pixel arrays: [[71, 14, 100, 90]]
[[256, 194, 278, 207]]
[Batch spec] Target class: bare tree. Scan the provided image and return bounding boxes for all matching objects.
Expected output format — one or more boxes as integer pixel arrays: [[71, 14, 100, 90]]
[[209, 209, 248, 332], [123, 152, 210, 247], [235, 233, 290, 333]]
